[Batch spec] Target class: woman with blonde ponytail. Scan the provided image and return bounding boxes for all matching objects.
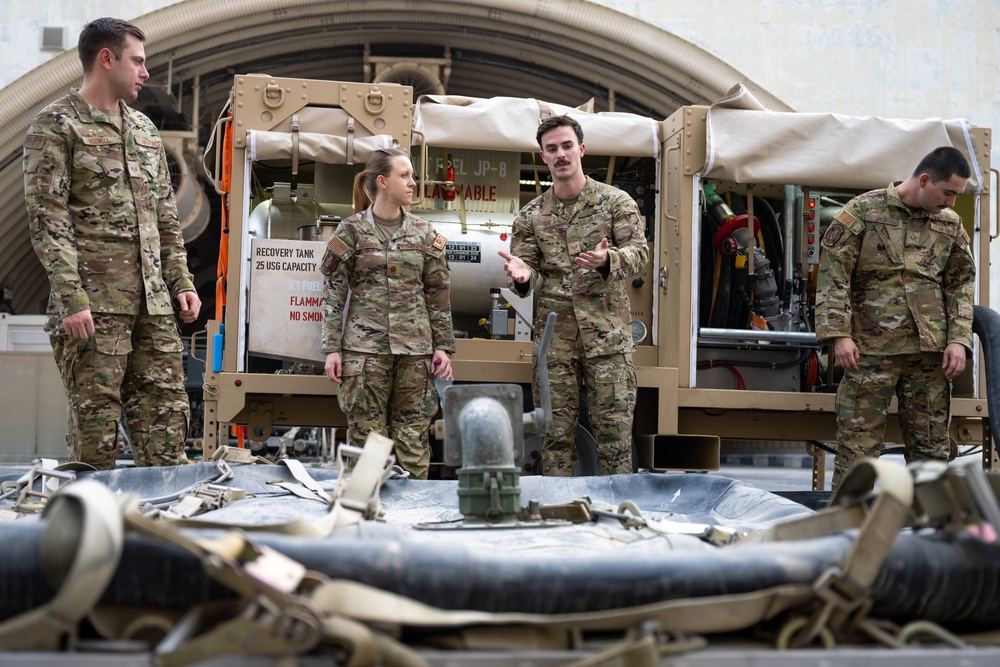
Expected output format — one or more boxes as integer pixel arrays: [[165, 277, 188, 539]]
[[319, 148, 455, 479]]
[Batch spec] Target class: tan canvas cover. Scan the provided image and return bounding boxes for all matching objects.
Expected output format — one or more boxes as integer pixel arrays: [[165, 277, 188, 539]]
[[703, 84, 982, 193], [249, 130, 396, 164], [413, 94, 661, 157], [248, 105, 398, 164]]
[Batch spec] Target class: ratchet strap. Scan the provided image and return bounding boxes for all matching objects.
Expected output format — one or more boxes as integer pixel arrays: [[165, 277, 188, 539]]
[[759, 458, 913, 647], [0, 480, 124, 650]]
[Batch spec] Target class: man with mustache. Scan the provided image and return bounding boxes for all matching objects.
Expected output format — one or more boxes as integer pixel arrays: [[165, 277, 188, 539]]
[[499, 115, 648, 475], [23, 17, 200, 469], [815, 146, 975, 489]]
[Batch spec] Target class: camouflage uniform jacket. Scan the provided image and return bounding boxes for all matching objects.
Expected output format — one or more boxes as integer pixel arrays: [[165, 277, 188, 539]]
[[320, 206, 456, 356], [814, 182, 975, 355], [23, 89, 195, 319], [509, 177, 648, 358]]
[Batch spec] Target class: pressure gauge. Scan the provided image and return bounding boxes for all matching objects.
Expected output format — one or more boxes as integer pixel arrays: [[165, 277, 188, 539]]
[[630, 320, 648, 344]]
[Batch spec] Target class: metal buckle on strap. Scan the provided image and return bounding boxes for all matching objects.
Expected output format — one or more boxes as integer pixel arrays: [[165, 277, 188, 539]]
[[589, 499, 649, 530], [161, 483, 246, 519], [910, 459, 1000, 537], [775, 459, 914, 648], [330, 437, 395, 521], [0, 465, 77, 514], [152, 532, 322, 666]]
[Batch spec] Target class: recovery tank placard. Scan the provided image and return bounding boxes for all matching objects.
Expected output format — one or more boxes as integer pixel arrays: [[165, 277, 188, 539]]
[[248, 238, 326, 363]]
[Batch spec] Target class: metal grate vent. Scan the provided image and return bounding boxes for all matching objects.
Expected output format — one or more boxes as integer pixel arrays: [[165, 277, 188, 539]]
[[41, 26, 65, 51]]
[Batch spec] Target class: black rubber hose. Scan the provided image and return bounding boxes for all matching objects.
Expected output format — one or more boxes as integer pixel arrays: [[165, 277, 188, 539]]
[[726, 263, 750, 329], [6, 522, 1000, 629], [972, 305, 1000, 452], [699, 210, 716, 328], [709, 249, 731, 329], [753, 196, 784, 292]]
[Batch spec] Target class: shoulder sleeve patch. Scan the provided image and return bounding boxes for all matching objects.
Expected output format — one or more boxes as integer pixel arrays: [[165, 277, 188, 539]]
[[432, 234, 447, 250], [822, 223, 846, 247], [320, 249, 338, 274], [834, 209, 859, 228], [328, 235, 350, 258], [24, 134, 44, 150]]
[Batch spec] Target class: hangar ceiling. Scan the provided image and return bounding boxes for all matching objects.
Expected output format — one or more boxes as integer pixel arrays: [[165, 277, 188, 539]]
[[0, 0, 790, 318]]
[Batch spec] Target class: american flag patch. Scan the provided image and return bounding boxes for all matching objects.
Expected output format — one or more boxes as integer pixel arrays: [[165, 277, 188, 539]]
[[834, 209, 859, 228], [328, 235, 349, 257]]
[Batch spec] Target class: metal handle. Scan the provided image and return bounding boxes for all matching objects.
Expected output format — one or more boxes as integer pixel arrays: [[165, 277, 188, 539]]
[[189, 329, 208, 363], [533, 311, 557, 436], [212, 114, 232, 196], [410, 129, 426, 207], [991, 167, 999, 240]]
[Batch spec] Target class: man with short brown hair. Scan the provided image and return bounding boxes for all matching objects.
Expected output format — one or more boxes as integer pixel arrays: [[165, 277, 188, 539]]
[[24, 17, 200, 468]]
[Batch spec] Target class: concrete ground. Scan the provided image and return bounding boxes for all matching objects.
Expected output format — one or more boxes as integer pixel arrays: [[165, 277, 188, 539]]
[[718, 450, 835, 492], [718, 448, 987, 495]]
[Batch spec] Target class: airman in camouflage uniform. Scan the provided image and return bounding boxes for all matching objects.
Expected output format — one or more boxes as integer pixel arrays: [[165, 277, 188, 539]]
[[321, 149, 455, 479], [815, 146, 975, 489], [500, 115, 648, 476], [23, 19, 199, 470]]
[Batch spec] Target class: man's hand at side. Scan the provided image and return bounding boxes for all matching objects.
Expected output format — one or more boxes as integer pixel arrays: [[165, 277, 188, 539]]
[[63, 309, 95, 340], [176, 290, 201, 324], [942, 342, 966, 380], [833, 336, 860, 371]]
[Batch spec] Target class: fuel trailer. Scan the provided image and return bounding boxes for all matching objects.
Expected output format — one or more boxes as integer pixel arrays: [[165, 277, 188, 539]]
[[6, 74, 1000, 667], [201, 74, 997, 484]]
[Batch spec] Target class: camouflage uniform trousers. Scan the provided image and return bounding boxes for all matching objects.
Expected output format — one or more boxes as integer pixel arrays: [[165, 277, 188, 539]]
[[338, 351, 438, 479], [533, 320, 636, 476], [49, 312, 191, 470], [832, 351, 951, 489]]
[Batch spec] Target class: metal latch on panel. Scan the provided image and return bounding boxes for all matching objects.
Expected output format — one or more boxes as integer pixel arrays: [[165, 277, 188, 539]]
[[263, 80, 285, 109], [364, 88, 385, 115], [248, 401, 273, 442]]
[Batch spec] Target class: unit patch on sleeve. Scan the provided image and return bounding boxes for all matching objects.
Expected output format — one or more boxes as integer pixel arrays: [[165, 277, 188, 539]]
[[320, 250, 337, 274], [822, 223, 845, 247], [432, 234, 447, 250]]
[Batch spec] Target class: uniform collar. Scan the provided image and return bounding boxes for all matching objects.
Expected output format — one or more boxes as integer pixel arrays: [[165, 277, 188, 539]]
[[886, 180, 943, 221], [542, 176, 599, 214], [67, 88, 131, 128], [364, 205, 410, 238]]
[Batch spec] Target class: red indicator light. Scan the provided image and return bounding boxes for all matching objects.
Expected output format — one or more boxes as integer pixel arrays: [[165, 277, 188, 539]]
[[808, 236, 815, 244], [808, 224, 815, 232], [808, 212, 815, 220], [808, 200, 816, 209]]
